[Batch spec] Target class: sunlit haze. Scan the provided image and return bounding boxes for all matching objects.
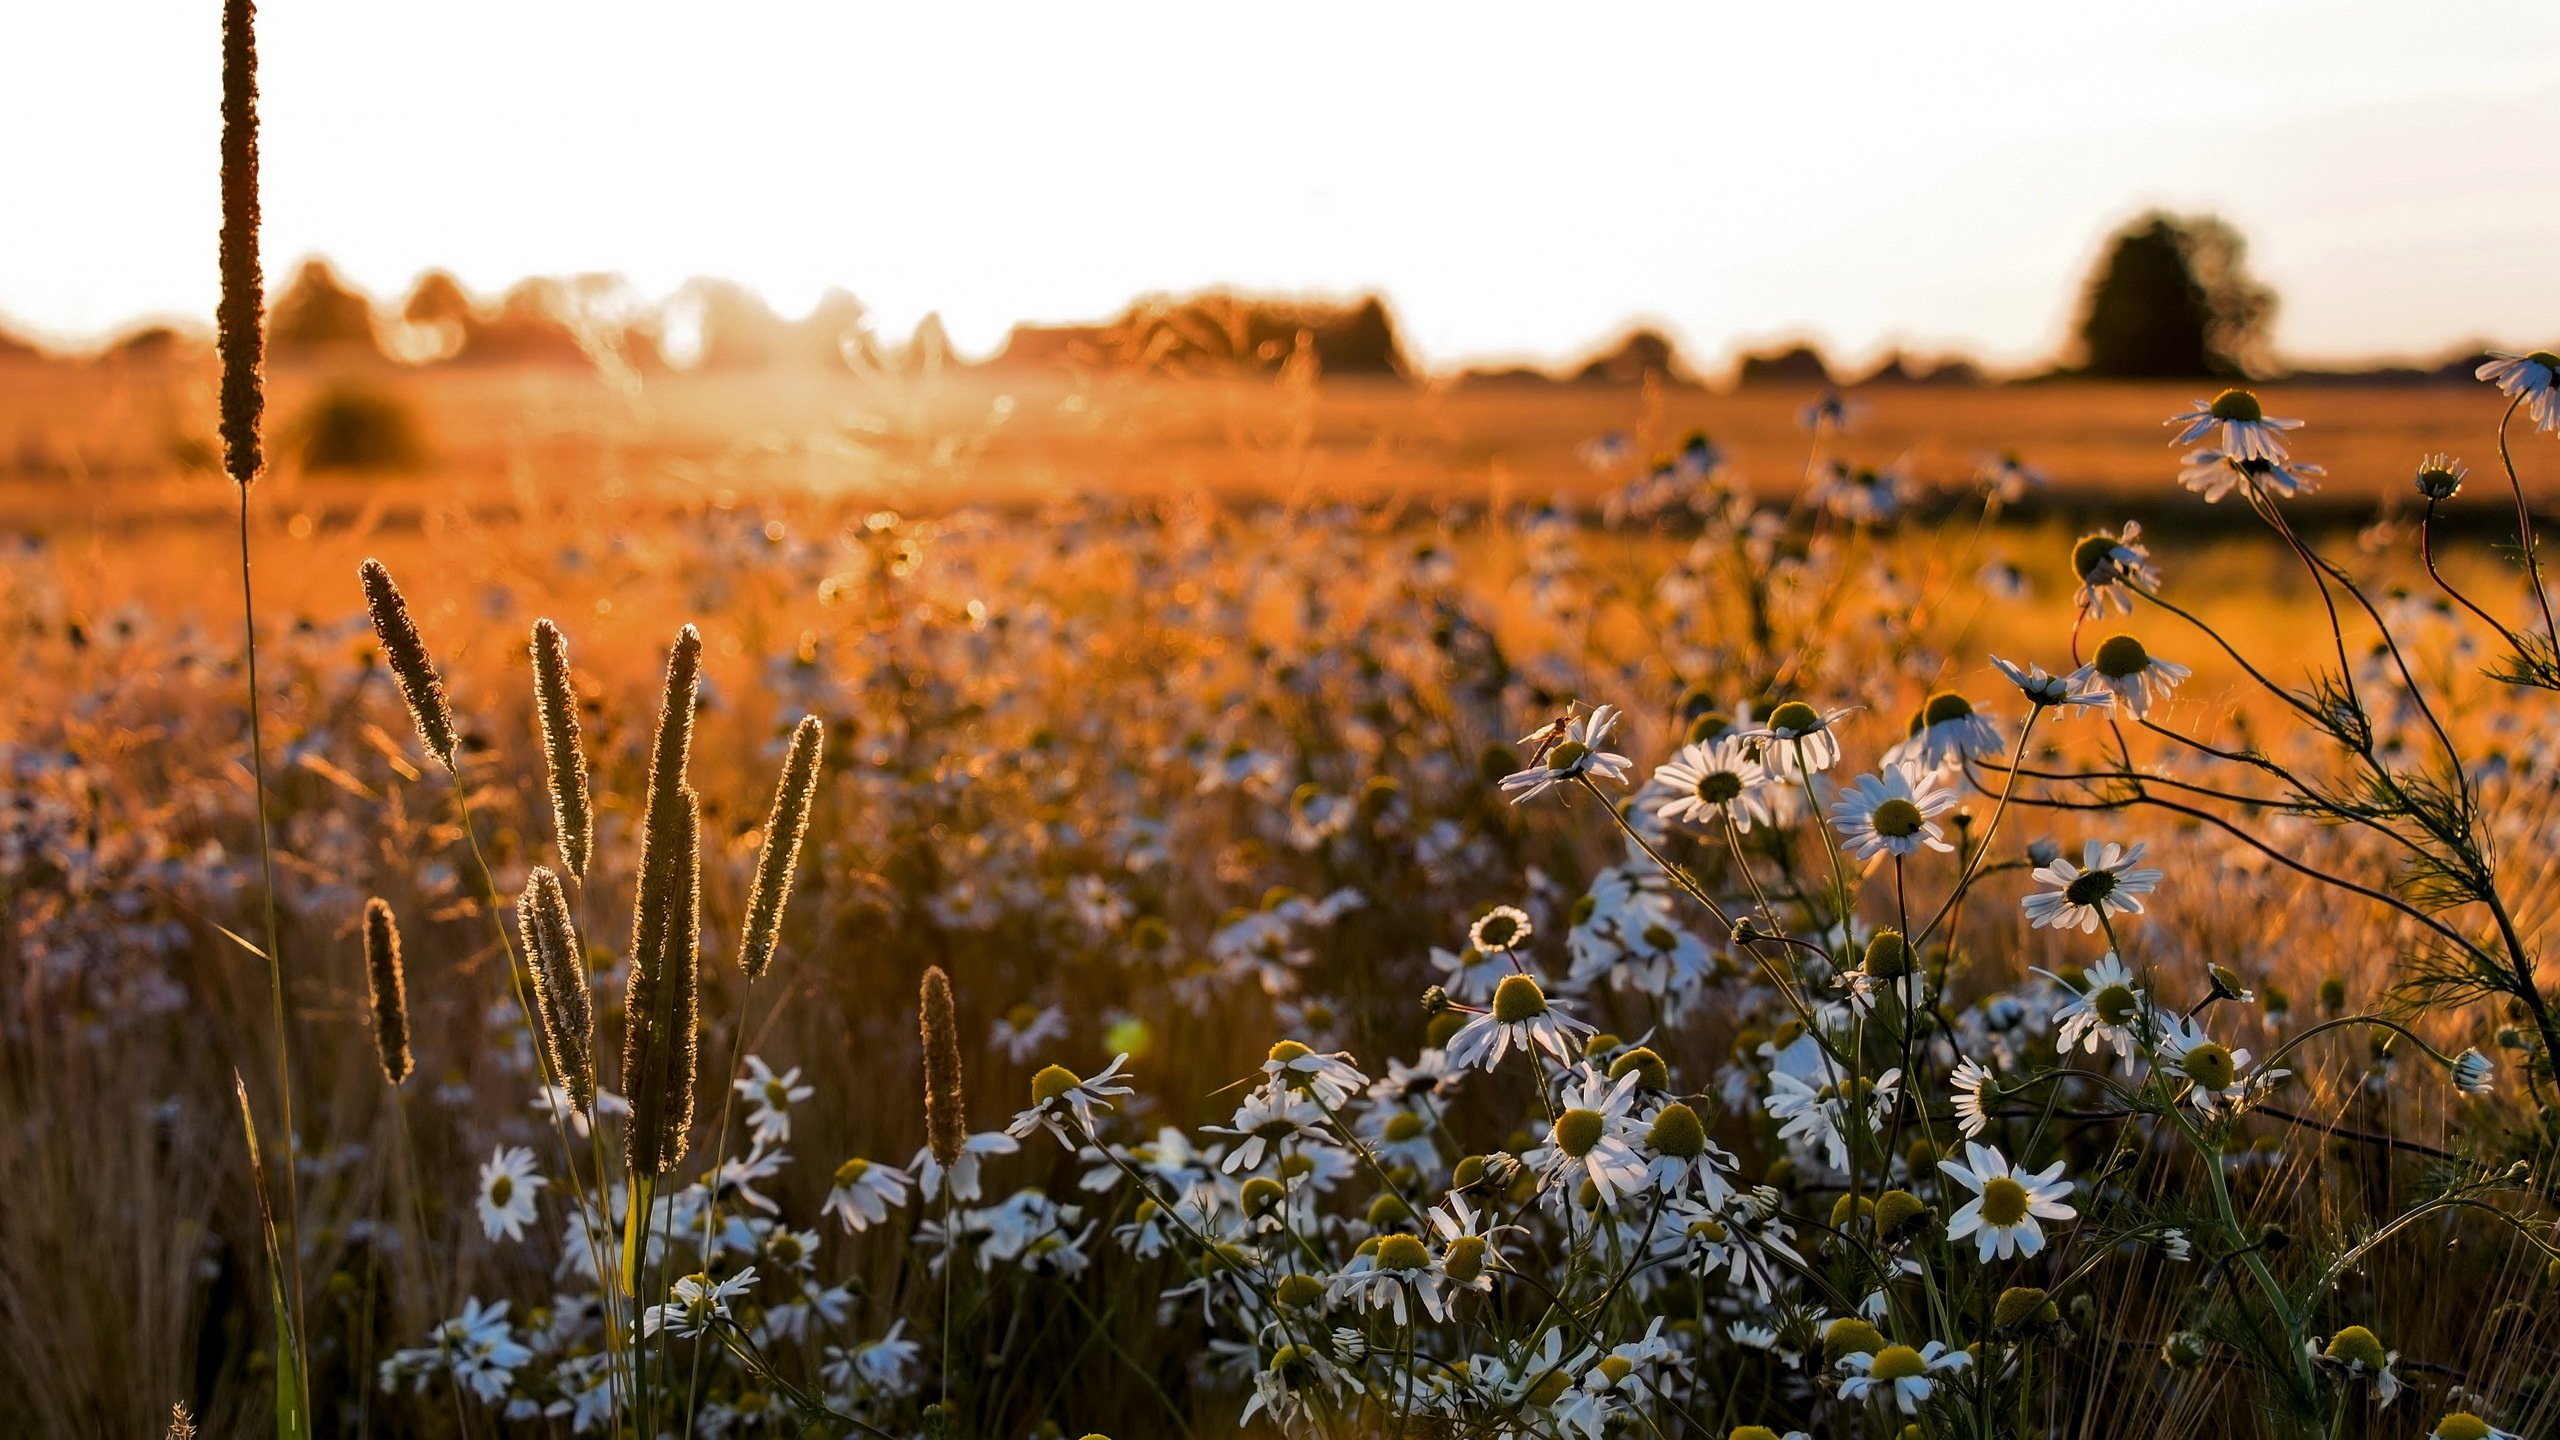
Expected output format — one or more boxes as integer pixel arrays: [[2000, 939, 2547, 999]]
[[8, 0, 2558, 369]]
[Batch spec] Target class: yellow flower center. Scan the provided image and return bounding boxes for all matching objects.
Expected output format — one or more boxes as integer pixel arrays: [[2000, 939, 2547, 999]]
[[1769, 701, 1821, 734], [2182, 1042, 2238, 1092], [833, 1158, 869, 1185], [1979, 1175, 2031, 1228], [1375, 1233, 1430, 1272], [2209, 388, 2263, 422], [2094, 634, 2151, 679], [1554, 1108, 1606, 1158], [1646, 1103, 1706, 1159], [2323, 1325, 2388, 1371], [1491, 974, 1549, 1024], [2092, 982, 2139, 1025], [1442, 1234, 1488, 1282], [488, 1175, 513, 1207], [1596, 1355, 1635, 1385], [1923, 691, 1975, 725], [1870, 798, 1926, 839], [1383, 1111, 1426, 1143], [1031, 1065, 1081, 1105], [1869, 1344, 1928, 1382]]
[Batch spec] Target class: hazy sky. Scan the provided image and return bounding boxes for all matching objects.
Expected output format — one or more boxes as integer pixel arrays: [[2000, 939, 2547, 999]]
[[6, 1, 2557, 369]]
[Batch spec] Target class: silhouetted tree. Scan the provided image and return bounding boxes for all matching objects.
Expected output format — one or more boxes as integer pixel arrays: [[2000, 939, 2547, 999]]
[[2074, 213, 2276, 378], [269, 258, 381, 360]]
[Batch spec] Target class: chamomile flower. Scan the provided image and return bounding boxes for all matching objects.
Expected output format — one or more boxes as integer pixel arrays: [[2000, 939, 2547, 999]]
[[1210, 1086, 1332, 1173], [2167, 389, 2302, 462], [2414, 454, 2468, 500], [1884, 692, 2003, 771], [1262, 1040, 1371, 1108], [736, 1055, 813, 1146], [1651, 736, 1773, 831], [2178, 448, 2325, 503], [1938, 1142, 2076, 1260], [1838, 1341, 1971, 1414], [1991, 655, 2110, 712], [383, 1297, 533, 1403], [1949, 1056, 1996, 1139], [990, 1003, 1068, 1064], [911, 1130, 1022, 1202], [2476, 351, 2560, 432], [1443, 974, 1596, 1072], [2045, 952, 2152, 1063], [642, 1268, 759, 1339], [2452, 1047, 2496, 1094], [1430, 945, 1512, 1006], [1980, 449, 2051, 505], [1502, 705, 1635, 803], [2308, 1326, 2402, 1405], [1765, 1067, 1900, 1172], [1749, 701, 1854, 775], [2023, 843, 2163, 933], [476, 1145, 546, 1243], [1639, 1101, 1738, 1204], [2430, 1412, 2521, 1440], [1468, 905, 1535, 955], [1533, 1066, 1649, 1208], [824, 1157, 914, 1233], [2070, 523, 2158, 616], [1007, 1054, 1135, 1149], [2159, 1015, 2283, 1114], [1830, 762, 1958, 864], [1328, 1232, 1449, 1325], [2073, 635, 2191, 718]]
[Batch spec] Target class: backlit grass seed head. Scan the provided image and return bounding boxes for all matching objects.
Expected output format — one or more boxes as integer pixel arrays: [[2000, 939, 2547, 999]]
[[362, 897, 411, 1086], [218, 0, 263, 488], [624, 785, 702, 1177], [359, 559, 457, 767], [529, 619, 592, 878], [738, 714, 824, 981], [518, 866, 593, 1108], [920, 965, 967, 1167]]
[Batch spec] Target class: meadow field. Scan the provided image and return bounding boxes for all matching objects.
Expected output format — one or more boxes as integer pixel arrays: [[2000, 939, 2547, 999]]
[[6, 355, 2560, 1440]]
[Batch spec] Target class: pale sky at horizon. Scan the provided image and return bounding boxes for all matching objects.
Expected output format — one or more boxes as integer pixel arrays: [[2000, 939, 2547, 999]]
[[5, 1, 2557, 370]]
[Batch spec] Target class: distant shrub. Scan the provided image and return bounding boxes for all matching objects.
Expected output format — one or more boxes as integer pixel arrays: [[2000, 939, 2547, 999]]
[[1735, 342, 1832, 386], [2074, 212, 2276, 378], [292, 385, 424, 471], [269, 258, 383, 361]]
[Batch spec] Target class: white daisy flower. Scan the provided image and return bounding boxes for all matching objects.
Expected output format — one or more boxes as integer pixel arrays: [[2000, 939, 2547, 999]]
[[1639, 1100, 1739, 1205], [911, 1130, 1022, 1202], [2158, 1015, 2285, 1114], [1980, 450, 2050, 505], [990, 1003, 1069, 1065], [2476, 351, 2560, 432], [2452, 1047, 2495, 1095], [1651, 736, 1774, 831], [1006, 1054, 1135, 1149], [2178, 447, 2325, 503], [2166, 389, 2302, 462], [824, 1157, 914, 1233], [475, 1145, 546, 1243], [2072, 635, 2191, 718], [736, 1055, 813, 1146], [1748, 701, 1855, 776], [1532, 1066, 1648, 1209], [1327, 1232, 1449, 1325], [1884, 692, 2003, 771], [2044, 952, 2152, 1063], [1838, 1340, 1971, 1413], [1502, 705, 1635, 803], [2024, 842, 2163, 933], [1949, 1056, 1995, 1139], [1764, 1066, 1899, 1172], [641, 1267, 759, 1339], [2070, 523, 2159, 616], [1990, 655, 2110, 712], [1209, 1085, 1332, 1173], [1938, 1141, 2075, 1261], [2430, 1411, 2521, 1440], [1442, 974, 1596, 1072], [1830, 762, 1958, 865], [1262, 1040, 1371, 1109], [1468, 904, 1535, 954], [2308, 1326, 2402, 1406]]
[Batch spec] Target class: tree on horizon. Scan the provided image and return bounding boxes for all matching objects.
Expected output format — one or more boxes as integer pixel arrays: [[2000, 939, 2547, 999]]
[[2073, 212, 2276, 378]]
